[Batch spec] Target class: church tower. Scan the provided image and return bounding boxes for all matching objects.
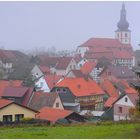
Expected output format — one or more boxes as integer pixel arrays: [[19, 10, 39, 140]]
[[115, 3, 131, 44]]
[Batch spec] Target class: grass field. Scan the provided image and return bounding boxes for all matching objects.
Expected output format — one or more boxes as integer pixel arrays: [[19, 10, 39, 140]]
[[0, 123, 140, 139]]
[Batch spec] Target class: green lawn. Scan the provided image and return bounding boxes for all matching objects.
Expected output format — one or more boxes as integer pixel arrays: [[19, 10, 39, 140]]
[[0, 123, 139, 139]]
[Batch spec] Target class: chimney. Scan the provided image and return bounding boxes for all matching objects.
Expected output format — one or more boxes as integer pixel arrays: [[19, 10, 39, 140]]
[[77, 84, 81, 89]]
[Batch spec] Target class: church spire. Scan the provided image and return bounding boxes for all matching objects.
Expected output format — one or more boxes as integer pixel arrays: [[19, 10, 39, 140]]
[[117, 2, 129, 31], [115, 3, 131, 44]]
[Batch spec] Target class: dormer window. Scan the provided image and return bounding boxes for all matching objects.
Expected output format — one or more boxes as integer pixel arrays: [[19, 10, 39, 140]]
[[56, 102, 59, 107], [56, 88, 60, 92], [62, 88, 67, 92]]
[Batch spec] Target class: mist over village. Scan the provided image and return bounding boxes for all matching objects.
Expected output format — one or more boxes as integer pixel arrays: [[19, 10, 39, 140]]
[[0, 1, 140, 139]]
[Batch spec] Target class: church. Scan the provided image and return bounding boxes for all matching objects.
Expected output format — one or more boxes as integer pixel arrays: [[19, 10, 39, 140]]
[[76, 3, 135, 69]]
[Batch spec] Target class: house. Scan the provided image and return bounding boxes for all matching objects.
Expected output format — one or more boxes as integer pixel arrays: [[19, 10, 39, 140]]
[[100, 65, 136, 81], [36, 107, 85, 123], [1, 86, 34, 106], [0, 98, 38, 122], [113, 93, 139, 121], [35, 74, 62, 92], [0, 49, 29, 74], [0, 80, 23, 97], [37, 55, 62, 67], [28, 92, 64, 111], [52, 77, 105, 111], [54, 57, 77, 76]]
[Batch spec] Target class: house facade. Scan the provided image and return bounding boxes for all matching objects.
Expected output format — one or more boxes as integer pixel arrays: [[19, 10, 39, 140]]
[[113, 94, 138, 121], [53, 77, 105, 111], [0, 99, 38, 122]]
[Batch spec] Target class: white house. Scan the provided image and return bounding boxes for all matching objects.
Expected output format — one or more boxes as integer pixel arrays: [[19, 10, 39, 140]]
[[113, 93, 138, 121], [35, 75, 62, 92]]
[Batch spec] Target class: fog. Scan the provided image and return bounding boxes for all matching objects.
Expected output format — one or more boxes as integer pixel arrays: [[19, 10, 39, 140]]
[[0, 1, 139, 52]]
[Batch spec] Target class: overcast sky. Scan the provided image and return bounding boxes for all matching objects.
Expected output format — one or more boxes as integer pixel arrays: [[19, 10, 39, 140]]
[[0, 1, 139, 52]]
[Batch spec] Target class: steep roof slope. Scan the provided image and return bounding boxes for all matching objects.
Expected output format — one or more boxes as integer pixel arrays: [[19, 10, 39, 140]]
[[56, 77, 104, 97], [28, 92, 59, 110]]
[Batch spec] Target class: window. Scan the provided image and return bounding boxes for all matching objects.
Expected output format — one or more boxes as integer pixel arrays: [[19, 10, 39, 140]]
[[125, 97, 128, 102], [3, 115, 12, 122], [79, 64, 82, 68], [15, 114, 24, 122], [56, 88, 60, 92], [62, 88, 67, 92], [56, 102, 59, 107], [40, 82, 43, 87], [125, 33, 128, 37], [70, 65, 72, 70], [118, 107, 122, 113]]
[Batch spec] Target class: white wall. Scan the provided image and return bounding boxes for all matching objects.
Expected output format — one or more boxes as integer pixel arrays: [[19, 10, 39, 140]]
[[76, 47, 89, 57], [35, 77, 50, 92]]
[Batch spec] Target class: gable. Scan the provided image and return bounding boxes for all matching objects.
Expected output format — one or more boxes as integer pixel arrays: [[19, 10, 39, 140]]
[[31, 65, 43, 77], [115, 95, 134, 107], [35, 77, 50, 92]]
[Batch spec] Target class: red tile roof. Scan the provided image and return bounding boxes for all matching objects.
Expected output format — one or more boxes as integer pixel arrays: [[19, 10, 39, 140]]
[[22, 87, 34, 106], [44, 74, 62, 90], [80, 61, 97, 74], [113, 50, 134, 58], [127, 93, 139, 106], [0, 80, 23, 97], [0, 98, 13, 109], [100, 79, 119, 98], [55, 57, 73, 70], [79, 38, 134, 60], [79, 38, 122, 48], [38, 55, 62, 67], [39, 66, 50, 74], [85, 52, 114, 61], [2, 87, 29, 97], [119, 80, 137, 94], [88, 47, 111, 53], [125, 88, 138, 94], [0, 50, 16, 59], [36, 107, 73, 122], [56, 77, 104, 97], [104, 97, 118, 108]]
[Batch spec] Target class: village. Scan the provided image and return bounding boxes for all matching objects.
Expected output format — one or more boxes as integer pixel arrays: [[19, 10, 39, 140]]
[[0, 3, 140, 127]]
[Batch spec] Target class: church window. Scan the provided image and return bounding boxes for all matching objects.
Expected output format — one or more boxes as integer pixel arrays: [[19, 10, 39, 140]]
[[125, 33, 128, 37]]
